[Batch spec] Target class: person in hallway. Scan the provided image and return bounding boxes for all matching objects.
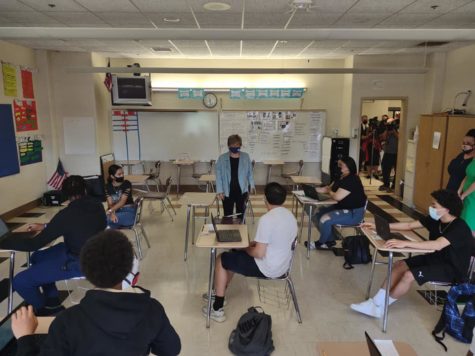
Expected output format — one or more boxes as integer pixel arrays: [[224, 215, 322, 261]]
[[305, 157, 367, 250], [0, 176, 106, 316], [105, 164, 136, 228], [359, 115, 370, 171], [11, 230, 181, 356], [351, 189, 472, 318], [379, 120, 399, 191], [447, 129, 475, 192], [215, 134, 255, 219], [202, 183, 297, 322], [459, 130, 475, 237], [365, 123, 381, 180]]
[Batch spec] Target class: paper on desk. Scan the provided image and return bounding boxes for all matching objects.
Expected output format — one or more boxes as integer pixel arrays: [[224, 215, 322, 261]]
[[206, 224, 214, 233], [374, 340, 399, 356]]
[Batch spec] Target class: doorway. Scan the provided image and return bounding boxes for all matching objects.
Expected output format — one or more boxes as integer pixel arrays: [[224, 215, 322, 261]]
[[359, 97, 408, 197]]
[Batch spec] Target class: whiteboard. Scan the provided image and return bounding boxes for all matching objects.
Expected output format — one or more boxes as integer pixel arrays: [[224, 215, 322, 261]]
[[219, 111, 325, 162]]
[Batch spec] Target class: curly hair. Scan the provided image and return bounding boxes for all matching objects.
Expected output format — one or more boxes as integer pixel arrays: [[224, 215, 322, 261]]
[[80, 230, 134, 288], [431, 189, 463, 217], [61, 175, 86, 199]]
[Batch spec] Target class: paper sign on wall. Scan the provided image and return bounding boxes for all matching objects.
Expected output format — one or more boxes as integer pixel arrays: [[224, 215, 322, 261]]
[[2, 62, 17, 97], [21, 68, 35, 99], [432, 131, 441, 149], [13, 99, 38, 131], [17, 136, 43, 166]]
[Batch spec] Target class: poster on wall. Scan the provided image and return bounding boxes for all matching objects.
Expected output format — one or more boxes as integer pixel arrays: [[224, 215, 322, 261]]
[[2, 62, 17, 97], [21, 68, 34, 99], [0, 104, 20, 177], [17, 136, 43, 166], [13, 99, 38, 131]]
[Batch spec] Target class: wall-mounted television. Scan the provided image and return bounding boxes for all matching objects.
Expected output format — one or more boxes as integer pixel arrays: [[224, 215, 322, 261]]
[[112, 75, 152, 106]]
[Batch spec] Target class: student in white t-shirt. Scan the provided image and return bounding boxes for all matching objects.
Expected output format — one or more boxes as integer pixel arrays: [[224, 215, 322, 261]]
[[468, 327, 475, 355], [202, 182, 298, 322]]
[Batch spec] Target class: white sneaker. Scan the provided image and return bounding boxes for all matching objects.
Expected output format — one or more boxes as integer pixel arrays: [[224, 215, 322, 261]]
[[350, 298, 383, 318], [201, 291, 227, 306], [201, 305, 226, 322]]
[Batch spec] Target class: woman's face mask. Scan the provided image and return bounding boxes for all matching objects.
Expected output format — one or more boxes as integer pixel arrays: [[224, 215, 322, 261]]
[[428, 206, 446, 221], [229, 146, 241, 154], [114, 176, 124, 183], [462, 143, 474, 154]]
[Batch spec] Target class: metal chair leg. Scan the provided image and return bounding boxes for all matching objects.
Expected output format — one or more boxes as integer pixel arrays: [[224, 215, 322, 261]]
[[287, 277, 302, 323], [140, 224, 151, 248], [134, 228, 143, 260], [162, 200, 174, 221], [167, 197, 177, 215]]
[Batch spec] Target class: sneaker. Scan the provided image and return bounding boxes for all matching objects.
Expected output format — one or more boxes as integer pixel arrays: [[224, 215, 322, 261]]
[[350, 299, 383, 318], [316, 241, 336, 250], [378, 185, 388, 191], [201, 305, 226, 322], [201, 291, 227, 306], [304, 241, 317, 250]]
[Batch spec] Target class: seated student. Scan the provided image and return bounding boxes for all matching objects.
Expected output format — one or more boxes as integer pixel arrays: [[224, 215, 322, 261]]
[[351, 189, 473, 318], [203, 182, 298, 322], [305, 156, 367, 250], [11, 230, 181, 356], [0, 176, 106, 316], [105, 164, 136, 229]]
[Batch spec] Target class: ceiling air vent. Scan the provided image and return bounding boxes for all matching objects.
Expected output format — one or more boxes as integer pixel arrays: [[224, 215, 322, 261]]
[[415, 41, 449, 47], [152, 47, 173, 52]]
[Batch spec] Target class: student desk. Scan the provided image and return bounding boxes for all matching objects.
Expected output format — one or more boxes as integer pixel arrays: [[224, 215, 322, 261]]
[[173, 159, 194, 197], [199, 174, 216, 192], [292, 191, 337, 259], [317, 341, 417, 356], [180, 193, 218, 261], [262, 160, 284, 184], [116, 160, 145, 175], [196, 224, 249, 328], [290, 175, 321, 189], [361, 226, 433, 333]]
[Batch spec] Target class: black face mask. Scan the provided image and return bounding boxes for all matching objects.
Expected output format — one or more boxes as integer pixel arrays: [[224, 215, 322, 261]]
[[362, 120, 368, 124], [462, 145, 474, 154], [114, 176, 124, 183]]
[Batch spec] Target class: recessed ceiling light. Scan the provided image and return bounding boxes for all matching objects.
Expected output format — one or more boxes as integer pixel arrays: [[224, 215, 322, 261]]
[[163, 17, 180, 23], [203, 2, 231, 11], [152, 47, 173, 52]]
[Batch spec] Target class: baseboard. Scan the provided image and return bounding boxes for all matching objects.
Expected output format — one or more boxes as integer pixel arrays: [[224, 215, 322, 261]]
[[0, 199, 42, 221]]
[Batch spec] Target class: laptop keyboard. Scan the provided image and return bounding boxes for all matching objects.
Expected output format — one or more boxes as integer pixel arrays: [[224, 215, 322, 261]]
[[218, 230, 241, 242]]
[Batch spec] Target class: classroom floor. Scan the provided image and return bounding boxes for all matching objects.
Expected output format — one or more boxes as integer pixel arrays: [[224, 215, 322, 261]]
[[0, 176, 468, 355]]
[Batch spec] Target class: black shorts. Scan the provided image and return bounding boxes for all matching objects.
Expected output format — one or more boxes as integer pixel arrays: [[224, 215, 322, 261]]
[[221, 250, 265, 278], [405, 255, 457, 286]]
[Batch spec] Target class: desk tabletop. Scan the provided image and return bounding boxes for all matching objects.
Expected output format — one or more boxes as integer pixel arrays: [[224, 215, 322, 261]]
[[196, 224, 249, 249], [173, 159, 194, 165], [361, 226, 434, 254], [116, 160, 143, 165], [199, 174, 216, 182], [180, 192, 217, 206], [125, 175, 150, 183], [290, 176, 322, 185], [262, 160, 285, 165], [317, 341, 417, 356], [292, 191, 337, 206]]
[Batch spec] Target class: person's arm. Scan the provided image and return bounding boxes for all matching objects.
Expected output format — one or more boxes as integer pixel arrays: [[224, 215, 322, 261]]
[[108, 182, 132, 212], [461, 180, 475, 201], [12, 306, 40, 356], [245, 241, 267, 259], [384, 236, 450, 251], [150, 303, 181, 356], [328, 187, 350, 202], [459, 177, 467, 198], [389, 220, 423, 231]]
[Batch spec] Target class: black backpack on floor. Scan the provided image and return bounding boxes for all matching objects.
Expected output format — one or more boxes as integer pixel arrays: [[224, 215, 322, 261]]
[[342, 235, 372, 270], [229, 307, 274, 356]]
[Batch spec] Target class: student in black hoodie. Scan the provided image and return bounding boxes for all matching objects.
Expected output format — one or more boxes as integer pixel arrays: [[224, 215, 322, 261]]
[[12, 230, 181, 356]]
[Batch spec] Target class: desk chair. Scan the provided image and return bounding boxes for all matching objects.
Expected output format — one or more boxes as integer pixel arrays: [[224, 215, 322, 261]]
[[120, 197, 150, 260], [281, 160, 304, 189], [135, 177, 176, 221], [192, 160, 214, 191], [253, 237, 302, 323], [332, 200, 368, 240], [146, 161, 162, 192], [63, 276, 88, 305]]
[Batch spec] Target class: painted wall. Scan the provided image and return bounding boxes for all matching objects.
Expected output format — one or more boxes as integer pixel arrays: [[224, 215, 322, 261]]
[[361, 99, 403, 120]]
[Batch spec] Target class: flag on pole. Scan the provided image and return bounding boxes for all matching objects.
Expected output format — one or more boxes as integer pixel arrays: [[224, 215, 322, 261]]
[[104, 59, 112, 92], [47, 160, 68, 190]]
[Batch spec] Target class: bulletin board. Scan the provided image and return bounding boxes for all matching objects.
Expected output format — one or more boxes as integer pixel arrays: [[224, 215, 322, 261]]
[[0, 104, 20, 177]]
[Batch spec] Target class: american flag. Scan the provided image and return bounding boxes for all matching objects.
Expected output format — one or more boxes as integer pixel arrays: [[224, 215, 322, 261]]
[[104, 59, 112, 92], [47, 160, 68, 190]]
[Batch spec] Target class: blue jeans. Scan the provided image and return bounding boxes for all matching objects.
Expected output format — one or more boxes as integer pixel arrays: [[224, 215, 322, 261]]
[[107, 205, 136, 229], [310, 206, 366, 244], [13, 243, 82, 309]]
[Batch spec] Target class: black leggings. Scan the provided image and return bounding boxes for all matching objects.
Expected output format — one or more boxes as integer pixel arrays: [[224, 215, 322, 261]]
[[223, 193, 248, 217]]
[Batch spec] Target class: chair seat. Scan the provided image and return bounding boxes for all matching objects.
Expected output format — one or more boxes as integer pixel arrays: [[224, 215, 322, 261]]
[[143, 192, 167, 199], [281, 172, 298, 178]]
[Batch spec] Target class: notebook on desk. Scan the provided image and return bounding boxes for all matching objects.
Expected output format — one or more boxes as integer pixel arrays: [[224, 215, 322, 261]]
[[302, 184, 330, 201], [210, 214, 242, 243]]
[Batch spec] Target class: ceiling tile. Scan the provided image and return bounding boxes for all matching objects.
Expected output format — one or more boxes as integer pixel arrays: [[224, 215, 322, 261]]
[[208, 40, 241, 56], [245, 0, 290, 13], [0, 0, 36, 11], [1, 11, 65, 25], [75, 0, 139, 12], [342, 40, 381, 48], [147, 12, 197, 28], [375, 40, 422, 48], [308, 0, 358, 12], [191, 0, 242, 12], [137, 40, 174, 47], [333, 12, 393, 27], [401, 0, 472, 13], [193, 12, 242, 28], [287, 12, 342, 28], [178, 46, 211, 56], [452, 1, 475, 12], [420, 12, 475, 28], [348, 0, 415, 13], [172, 40, 208, 48], [243, 13, 290, 29], [96, 12, 154, 28], [241, 40, 275, 56], [311, 40, 348, 49], [18, 0, 88, 12], [44, 11, 109, 26], [129, 0, 190, 12], [375, 12, 440, 28]]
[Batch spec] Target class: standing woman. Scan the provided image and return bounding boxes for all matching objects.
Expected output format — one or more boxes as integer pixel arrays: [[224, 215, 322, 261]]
[[446, 129, 475, 192], [106, 164, 136, 229], [216, 134, 255, 218], [365, 126, 381, 180], [459, 129, 475, 236]]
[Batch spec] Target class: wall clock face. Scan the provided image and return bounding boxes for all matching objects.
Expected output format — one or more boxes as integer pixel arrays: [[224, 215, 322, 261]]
[[203, 93, 218, 108]]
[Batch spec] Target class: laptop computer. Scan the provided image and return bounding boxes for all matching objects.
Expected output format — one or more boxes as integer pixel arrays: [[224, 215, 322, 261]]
[[365, 332, 382, 356], [0, 218, 37, 244], [374, 214, 409, 241], [210, 214, 242, 243], [301, 184, 330, 201]]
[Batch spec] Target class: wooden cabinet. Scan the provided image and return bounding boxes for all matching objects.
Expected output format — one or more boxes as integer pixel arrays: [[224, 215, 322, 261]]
[[413, 114, 475, 212]]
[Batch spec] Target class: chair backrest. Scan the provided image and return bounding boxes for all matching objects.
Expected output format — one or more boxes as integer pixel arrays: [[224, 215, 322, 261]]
[[209, 159, 216, 174], [297, 160, 304, 175], [165, 177, 173, 195], [150, 161, 161, 177], [133, 197, 145, 225], [285, 237, 299, 277]]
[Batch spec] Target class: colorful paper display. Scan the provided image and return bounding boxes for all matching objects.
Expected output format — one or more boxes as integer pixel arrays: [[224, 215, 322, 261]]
[[13, 99, 38, 132], [17, 136, 43, 166], [2, 62, 17, 97], [21, 68, 35, 99], [229, 88, 305, 99]]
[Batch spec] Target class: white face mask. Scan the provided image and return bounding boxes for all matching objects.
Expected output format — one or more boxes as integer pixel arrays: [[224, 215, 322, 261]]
[[429, 206, 442, 221]]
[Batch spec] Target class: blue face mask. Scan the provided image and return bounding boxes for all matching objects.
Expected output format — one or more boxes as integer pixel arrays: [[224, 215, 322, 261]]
[[229, 147, 241, 154], [429, 206, 442, 221]]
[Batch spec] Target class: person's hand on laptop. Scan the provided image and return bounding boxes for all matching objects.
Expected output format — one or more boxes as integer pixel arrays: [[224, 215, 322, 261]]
[[11, 305, 38, 339], [316, 186, 329, 194], [384, 239, 408, 249], [360, 222, 375, 229], [27, 223, 46, 232]]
